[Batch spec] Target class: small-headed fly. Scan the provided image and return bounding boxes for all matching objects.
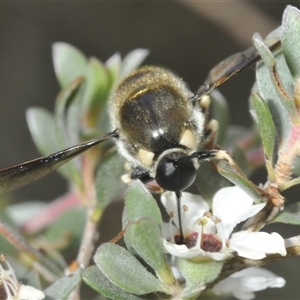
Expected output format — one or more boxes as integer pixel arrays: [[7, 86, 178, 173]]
[[0, 40, 281, 242]]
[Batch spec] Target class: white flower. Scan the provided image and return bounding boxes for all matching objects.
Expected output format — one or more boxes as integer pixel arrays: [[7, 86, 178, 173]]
[[0, 255, 45, 300], [212, 267, 286, 300], [161, 186, 287, 260]]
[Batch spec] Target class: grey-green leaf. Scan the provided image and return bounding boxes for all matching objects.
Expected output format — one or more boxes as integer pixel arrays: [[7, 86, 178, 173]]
[[231, 146, 252, 177], [282, 6, 300, 81], [52, 42, 87, 87], [94, 243, 167, 295], [55, 76, 84, 147], [54, 77, 84, 182], [81, 57, 110, 119], [293, 156, 300, 176], [95, 151, 127, 210], [105, 52, 122, 88], [82, 265, 145, 300], [253, 33, 296, 117], [44, 268, 82, 300], [254, 34, 293, 141], [125, 181, 162, 227], [209, 89, 229, 146], [26, 107, 75, 180], [195, 161, 231, 204], [44, 206, 86, 249], [272, 202, 300, 225], [178, 258, 224, 299], [126, 218, 174, 285], [26, 108, 60, 155], [217, 160, 262, 203], [120, 49, 149, 79], [251, 93, 275, 163]]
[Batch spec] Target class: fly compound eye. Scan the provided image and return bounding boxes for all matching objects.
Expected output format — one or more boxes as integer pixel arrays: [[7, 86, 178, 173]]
[[155, 152, 197, 191]]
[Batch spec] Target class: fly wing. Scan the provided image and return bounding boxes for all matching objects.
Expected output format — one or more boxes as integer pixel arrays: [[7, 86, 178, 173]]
[[0, 130, 118, 193], [196, 39, 281, 99]]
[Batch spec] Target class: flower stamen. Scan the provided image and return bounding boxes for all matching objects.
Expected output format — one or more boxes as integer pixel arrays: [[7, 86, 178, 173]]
[[0, 254, 45, 300], [168, 211, 176, 243]]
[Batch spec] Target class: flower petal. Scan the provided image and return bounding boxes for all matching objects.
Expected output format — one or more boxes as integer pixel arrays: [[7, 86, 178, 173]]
[[162, 238, 205, 258], [161, 222, 178, 243], [162, 239, 231, 260], [161, 191, 209, 228], [213, 187, 266, 239], [229, 231, 287, 259], [19, 285, 45, 300], [212, 267, 286, 300]]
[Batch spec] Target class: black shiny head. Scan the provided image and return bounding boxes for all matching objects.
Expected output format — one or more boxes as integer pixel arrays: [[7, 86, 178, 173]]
[[155, 151, 197, 192]]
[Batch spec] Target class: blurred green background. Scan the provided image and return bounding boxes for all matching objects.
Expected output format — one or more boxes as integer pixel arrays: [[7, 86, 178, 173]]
[[0, 2, 299, 299]]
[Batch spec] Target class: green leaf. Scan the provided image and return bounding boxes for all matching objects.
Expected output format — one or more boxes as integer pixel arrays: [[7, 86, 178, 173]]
[[210, 89, 229, 146], [126, 218, 175, 285], [27, 77, 84, 183], [44, 206, 86, 249], [106, 52, 121, 88], [95, 151, 127, 210], [44, 268, 82, 300], [223, 126, 250, 149], [125, 181, 162, 227], [120, 49, 149, 79], [55, 76, 84, 146], [254, 34, 294, 141], [293, 156, 300, 176], [253, 33, 296, 117], [0, 210, 20, 254], [26, 108, 59, 155], [81, 57, 110, 124], [282, 6, 300, 81], [52, 42, 87, 87], [251, 93, 276, 180], [82, 265, 145, 300], [64, 92, 83, 147], [282, 176, 300, 190], [17, 267, 43, 292], [195, 161, 231, 204], [217, 160, 262, 203], [122, 182, 163, 257], [222, 127, 262, 177], [231, 146, 252, 177], [251, 93, 275, 160], [178, 258, 224, 299], [54, 77, 84, 183], [94, 243, 167, 295], [272, 201, 300, 225], [5, 201, 46, 227], [26, 108, 73, 180]]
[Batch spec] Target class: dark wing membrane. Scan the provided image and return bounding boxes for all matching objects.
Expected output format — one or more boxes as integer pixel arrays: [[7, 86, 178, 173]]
[[0, 130, 118, 193], [196, 39, 282, 99]]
